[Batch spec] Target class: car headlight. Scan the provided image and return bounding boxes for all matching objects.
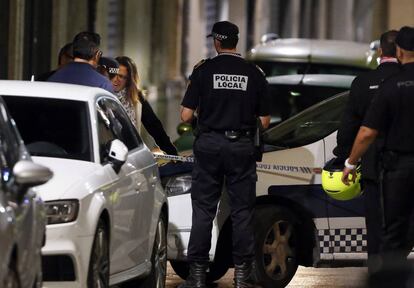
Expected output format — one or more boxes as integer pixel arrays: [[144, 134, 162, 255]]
[[165, 175, 192, 197], [45, 200, 79, 225]]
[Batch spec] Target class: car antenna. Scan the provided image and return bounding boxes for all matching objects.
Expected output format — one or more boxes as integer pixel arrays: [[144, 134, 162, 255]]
[[299, 54, 312, 85]]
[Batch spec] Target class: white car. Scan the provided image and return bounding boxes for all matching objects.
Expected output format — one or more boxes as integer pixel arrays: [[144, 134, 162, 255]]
[[166, 91, 371, 288], [0, 96, 52, 288], [1, 80, 168, 288]]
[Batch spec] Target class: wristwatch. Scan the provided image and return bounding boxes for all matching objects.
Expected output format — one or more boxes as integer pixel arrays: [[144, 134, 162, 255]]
[[344, 158, 356, 170]]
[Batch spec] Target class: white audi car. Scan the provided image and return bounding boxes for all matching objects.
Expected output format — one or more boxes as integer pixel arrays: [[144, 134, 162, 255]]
[[0, 80, 168, 288]]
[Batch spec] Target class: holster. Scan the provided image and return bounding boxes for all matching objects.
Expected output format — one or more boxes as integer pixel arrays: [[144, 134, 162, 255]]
[[254, 119, 264, 162]]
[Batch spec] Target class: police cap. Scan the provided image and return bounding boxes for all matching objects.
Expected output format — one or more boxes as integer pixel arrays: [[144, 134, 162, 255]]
[[396, 26, 414, 51], [207, 21, 239, 41], [98, 57, 120, 75]]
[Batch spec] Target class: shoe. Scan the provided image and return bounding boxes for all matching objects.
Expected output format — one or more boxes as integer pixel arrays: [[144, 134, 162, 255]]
[[178, 262, 208, 288], [234, 261, 259, 288]]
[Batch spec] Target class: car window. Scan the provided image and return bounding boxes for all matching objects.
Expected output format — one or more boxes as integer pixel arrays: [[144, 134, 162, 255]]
[[3, 96, 93, 162], [96, 98, 142, 152], [268, 84, 348, 127], [264, 92, 348, 149], [253, 61, 370, 77]]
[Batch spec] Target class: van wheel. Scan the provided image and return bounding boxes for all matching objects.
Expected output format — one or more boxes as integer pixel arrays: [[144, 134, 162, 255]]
[[254, 206, 298, 288], [3, 259, 20, 288], [87, 219, 110, 288], [170, 259, 229, 283]]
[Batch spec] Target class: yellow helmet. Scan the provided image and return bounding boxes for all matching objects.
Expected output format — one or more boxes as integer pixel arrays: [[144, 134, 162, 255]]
[[321, 158, 362, 201]]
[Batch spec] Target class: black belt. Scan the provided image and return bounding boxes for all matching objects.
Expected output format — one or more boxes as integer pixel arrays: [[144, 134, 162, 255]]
[[199, 126, 253, 139]]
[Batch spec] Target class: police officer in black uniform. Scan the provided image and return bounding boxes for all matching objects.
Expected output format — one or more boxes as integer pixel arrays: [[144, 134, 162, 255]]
[[333, 30, 400, 273], [342, 26, 414, 287], [179, 21, 270, 288]]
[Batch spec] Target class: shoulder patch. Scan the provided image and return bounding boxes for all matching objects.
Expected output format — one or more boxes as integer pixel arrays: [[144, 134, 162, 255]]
[[193, 59, 208, 70], [255, 64, 266, 76]]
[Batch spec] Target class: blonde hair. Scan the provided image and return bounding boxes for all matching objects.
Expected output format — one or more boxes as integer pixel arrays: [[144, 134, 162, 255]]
[[115, 56, 145, 105]]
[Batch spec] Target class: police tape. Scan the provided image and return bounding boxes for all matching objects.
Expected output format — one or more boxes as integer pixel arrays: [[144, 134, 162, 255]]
[[152, 153, 322, 174]]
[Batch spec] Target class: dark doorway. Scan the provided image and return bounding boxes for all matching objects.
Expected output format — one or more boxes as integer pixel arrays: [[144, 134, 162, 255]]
[[23, 0, 52, 80], [0, 0, 10, 79]]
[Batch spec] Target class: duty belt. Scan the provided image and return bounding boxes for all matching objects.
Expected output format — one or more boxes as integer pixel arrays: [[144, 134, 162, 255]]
[[198, 126, 253, 139]]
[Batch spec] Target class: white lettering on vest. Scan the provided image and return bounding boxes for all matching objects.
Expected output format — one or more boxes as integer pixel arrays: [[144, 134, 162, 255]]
[[213, 74, 248, 91]]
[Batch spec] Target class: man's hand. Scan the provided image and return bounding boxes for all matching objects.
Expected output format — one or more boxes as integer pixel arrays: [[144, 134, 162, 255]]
[[342, 167, 356, 185], [181, 106, 195, 123]]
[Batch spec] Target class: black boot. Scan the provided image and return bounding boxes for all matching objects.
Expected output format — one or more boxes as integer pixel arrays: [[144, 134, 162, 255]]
[[234, 262, 258, 288], [178, 262, 208, 288]]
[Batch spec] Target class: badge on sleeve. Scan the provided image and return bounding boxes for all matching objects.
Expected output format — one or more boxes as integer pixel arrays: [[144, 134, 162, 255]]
[[193, 59, 208, 70]]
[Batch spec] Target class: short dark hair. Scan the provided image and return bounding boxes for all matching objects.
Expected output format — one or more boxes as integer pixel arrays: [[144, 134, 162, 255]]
[[380, 30, 398, 57], [58, 42, 73, 65], [219, 37, 238, 49], [72, 31, 101, 60]]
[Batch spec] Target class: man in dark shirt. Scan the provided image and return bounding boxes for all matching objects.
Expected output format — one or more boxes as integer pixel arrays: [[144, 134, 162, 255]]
[[342, 26, 414, 287], [179, 21, 270, 288], [48, 31, 113, 93], [36, 42, 73, 81], [334, 30, 400, 273]]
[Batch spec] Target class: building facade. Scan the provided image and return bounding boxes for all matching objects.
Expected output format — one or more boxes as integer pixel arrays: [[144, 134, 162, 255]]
[[1, 0, 413, 96]]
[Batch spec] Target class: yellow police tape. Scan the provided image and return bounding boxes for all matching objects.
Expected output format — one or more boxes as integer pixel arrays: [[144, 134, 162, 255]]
[[152, 153, 322, 175]]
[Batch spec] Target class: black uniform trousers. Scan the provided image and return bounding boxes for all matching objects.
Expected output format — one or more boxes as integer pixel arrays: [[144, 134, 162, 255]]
[[363, 179, 382, 273], [370, 160, 414, 287], [187, 131, 256, 265]]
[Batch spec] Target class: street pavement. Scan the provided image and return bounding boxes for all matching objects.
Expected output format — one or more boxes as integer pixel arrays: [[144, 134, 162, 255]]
[[166, 263, 368, 288]]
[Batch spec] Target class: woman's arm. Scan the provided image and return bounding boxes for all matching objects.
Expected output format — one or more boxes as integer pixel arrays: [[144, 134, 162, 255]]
[[140, 99, 178, 156]]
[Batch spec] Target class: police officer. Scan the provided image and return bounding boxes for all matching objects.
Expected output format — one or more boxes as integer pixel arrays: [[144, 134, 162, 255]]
[[179, 21, 270, 288], [342, 26, 414, 287], [333, 30, 400, 273]]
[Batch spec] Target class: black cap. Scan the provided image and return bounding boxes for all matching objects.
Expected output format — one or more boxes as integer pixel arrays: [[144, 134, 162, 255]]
[[207, 21, 239, 41], [98, 57, 119, 75], [395, 26, 414, 51]]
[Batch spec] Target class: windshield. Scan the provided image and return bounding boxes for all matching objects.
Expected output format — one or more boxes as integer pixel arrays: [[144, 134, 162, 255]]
[[254, 61, 370, 77], [264, 92, 348, 149], [268, 84, 348, 127], [3, 96, 92, 161]]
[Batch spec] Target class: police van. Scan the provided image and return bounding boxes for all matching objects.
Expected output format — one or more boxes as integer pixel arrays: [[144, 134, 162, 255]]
[[247, 36, 378, 77], [165, 38, 377, 288]]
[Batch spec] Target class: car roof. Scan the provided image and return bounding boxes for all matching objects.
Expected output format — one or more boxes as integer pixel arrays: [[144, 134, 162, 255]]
[[247, 38, 377, 69], [267, 74, 355, 88], [0, 80, 114, 102]]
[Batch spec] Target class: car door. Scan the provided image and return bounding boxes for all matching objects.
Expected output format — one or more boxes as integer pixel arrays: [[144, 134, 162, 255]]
[[319, 92, 367, 258], [0, 101, 39, 287], [96, 97, 154, 273]]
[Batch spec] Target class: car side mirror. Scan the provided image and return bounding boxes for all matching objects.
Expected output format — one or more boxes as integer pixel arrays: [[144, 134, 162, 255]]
[[108, 139, 128, 173], [13, 160, 53, 204], [13, 160, 53, 187], [177, 122, 192, 136]]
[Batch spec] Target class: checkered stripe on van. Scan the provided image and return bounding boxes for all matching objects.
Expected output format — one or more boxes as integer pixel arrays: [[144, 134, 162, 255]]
[[318, 228, 367, 253]]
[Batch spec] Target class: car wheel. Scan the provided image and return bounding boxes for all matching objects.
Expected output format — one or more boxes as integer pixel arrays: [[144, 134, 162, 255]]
[[3, 260, 20, 288], [124, 215, 167, 288], [88, 219, 110, 288], [169, 259, 229, 283], [254, 206, 298, 288]]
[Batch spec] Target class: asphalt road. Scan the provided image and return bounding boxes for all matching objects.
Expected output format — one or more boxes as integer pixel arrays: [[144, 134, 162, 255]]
[[166, 264, 369, 288]]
